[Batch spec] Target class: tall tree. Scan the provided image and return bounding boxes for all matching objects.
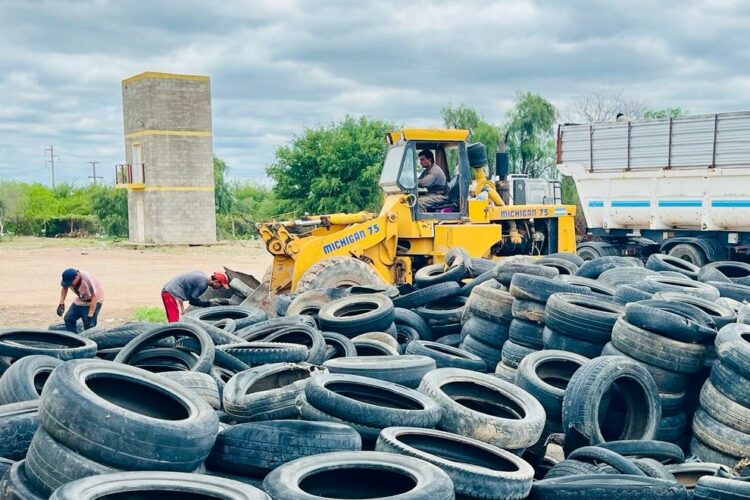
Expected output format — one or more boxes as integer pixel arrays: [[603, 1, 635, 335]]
[[504, 91, 558, 177], [267, 115, 394, 215], [566, 87, 646, 123], [214, 156, 234, 214], [643, 107, 687, 119], [440, 104, 502, 169]]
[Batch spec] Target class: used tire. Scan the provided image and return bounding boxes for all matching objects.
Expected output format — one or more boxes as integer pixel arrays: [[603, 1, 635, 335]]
[[406, 340, 487, 372], [219, 342, 309, 365], [557, 275, 617, 299], [509, 319, 545, 349], [613, 285, 654, 305], [262, 324, 327, 365], [639, 276, 720, 300], [536, 257, 579, 275], [567, 446, 644, 475], [698, 261, 750, 286], [393, 282, 462, 310], [49, 471, 269, 500], [598, 267, 658, 287], [185, 305, 267, 331], [700, 379, 750, 433], [223, 362, 325, 422], [545, 293, 624, 344], [706, 280, 750, 303], [304, 373, 441, 429], [0, 400, 39, 460], [575, 256, 640, 279], [596, 439, 685, 464], [601, 342, 689, 394], [646, 254, 699, 279], [624, 300, 716, 343], [543, 328, 605, 358], [285, 289, 345, 321], [710, 361, 750, 408], [262, 451, 454, 500], [39, 359, 218, 471], [611, 318, 706, 373], [496, 263, 559, 287], [512, 299, 546, 323], [321, 331, 357, 360], [419, 367, 546, 450], [206, 420, 361, 476], [319, 294, 395, 337], [395, 307, 434, 341], [0, 460, 45, 500], [694, 476, 750, 500], [529, 474, 688, 499], [691, 407, 750, 459], [654, 292, 736, 328], [414, 262, 467, 287], [0, 355, 62, 405], [467, 285, 514, 323], [81, 322, 153, 349], [160, 371, 221, 410], [501, 340, 536, 369], [714, 323, 750, 379], [323, 355, 435, 389], [562, 355, 660, 449], [295, 394, 381, 443], [460, 334, 502, 369], [516, 350, 589, 421], [509, 274, 589, 304], [114, 322, 215, 373], [0, 329, 96, 360], [376, 426, 535, 499]]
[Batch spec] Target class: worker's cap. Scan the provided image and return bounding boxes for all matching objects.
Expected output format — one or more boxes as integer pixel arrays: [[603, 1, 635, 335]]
[[61, 268, 78, 287], [211, 272, 230, 289]]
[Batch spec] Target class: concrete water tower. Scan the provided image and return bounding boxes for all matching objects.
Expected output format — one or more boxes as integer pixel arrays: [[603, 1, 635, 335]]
[[117, 71, 217, 244]]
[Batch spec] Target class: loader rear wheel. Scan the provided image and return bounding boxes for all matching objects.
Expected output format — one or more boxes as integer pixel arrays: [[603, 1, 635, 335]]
[[296, 257, 384, 293]]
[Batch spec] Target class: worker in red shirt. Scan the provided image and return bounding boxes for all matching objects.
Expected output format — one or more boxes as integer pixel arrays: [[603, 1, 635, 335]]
[[161, 271, 231, 322], [57, 268, 104, 332]]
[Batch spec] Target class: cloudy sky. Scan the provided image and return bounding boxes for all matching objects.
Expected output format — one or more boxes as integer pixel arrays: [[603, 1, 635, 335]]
[[1, 0, 748, 185]]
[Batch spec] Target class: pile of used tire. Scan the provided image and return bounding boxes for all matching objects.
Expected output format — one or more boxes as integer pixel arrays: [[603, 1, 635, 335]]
[[1, 252, 750, 499]]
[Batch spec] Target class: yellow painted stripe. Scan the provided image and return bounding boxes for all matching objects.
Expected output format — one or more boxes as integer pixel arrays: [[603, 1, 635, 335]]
[[125, 130, 212, 139], [122, 71, 210, 85]]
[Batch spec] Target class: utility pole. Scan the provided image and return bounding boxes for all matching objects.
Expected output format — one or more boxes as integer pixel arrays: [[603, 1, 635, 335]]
[[44, 145, 59, 188], [88, 161, 102, 185]]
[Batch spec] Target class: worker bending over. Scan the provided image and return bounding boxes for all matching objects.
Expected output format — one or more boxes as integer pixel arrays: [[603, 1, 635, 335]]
[[417, 149, 449, 211], [57, 268, 104, 332], [162, 271, 231, 322]]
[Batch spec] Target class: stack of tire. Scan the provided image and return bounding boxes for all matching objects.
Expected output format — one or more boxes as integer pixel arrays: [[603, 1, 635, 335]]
[[502, 271, 589, 377], [460, 279, 513, 374], [543, 292, 624, 358], [603, 299, 715, 451], [20, 359, 220, 497], [691, 323, 750, 466]]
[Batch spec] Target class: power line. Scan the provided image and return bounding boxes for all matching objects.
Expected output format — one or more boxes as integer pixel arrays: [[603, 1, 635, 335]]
[[44, 145, 59, 188], [88, 161, 103, 185]]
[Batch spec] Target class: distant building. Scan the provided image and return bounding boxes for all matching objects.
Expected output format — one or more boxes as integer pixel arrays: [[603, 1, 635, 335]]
[[117, 71, 217, 244]]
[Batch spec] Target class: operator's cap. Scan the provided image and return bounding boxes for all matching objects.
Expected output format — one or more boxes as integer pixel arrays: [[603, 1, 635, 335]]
[[212, 272, 230, 289], [61, 268, 78, 287]]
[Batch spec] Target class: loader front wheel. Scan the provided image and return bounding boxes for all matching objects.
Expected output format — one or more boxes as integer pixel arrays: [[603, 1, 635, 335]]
[[296, 257, 385, 293]]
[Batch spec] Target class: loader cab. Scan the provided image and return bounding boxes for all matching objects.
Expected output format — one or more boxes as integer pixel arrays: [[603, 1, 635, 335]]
[[379, 129, 472, 220]]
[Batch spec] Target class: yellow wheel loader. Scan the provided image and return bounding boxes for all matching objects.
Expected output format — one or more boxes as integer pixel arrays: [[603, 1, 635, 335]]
[[255, 128, 576, 294]]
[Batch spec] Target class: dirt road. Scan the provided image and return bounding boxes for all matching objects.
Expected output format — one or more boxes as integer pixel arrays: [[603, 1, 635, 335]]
[[0, 238, 272, 328]]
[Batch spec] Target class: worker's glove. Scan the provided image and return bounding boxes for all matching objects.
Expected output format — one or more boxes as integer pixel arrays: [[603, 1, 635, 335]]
[[56, 304, 65, 317], [82, 315, 97, 330]]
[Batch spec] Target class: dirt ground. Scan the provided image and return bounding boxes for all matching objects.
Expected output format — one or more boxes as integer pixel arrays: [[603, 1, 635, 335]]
[[0, 237, 272, 329]]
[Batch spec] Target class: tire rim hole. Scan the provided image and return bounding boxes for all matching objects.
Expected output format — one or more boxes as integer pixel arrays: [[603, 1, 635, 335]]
[[325, 382, 424, 410], [299, 466, 417, 498], [535, 359, 581, 390], [333, 303, 379, 318], [95, 492, 223, 499], [85, 375, 189, 421], [597, 378, 651, 441], [442, 381, 526, 419], [398, 433, 520, 471], [714, 265, 750, 278], [33, 370, 52, 395]]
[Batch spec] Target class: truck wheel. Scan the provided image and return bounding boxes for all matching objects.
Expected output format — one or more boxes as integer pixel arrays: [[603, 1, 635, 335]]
[[296, 257, 384, 292], [667, 244, 707, 267], [576, 243, 619, 261]]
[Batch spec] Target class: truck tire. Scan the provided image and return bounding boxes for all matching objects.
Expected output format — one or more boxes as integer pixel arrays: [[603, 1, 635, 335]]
[[376, 426, 534, 500], [562, 356, 660, 449], [0, 355, 62, 405], [667, 243, 707, 267], [39, 360, 218, 471], [206, 420, 361, 476], [262, 451, 453, 500], [646, 254, 700, 278], [576, 242, 620, 261], [419, 368, 546, 450], [296, 256, 384, 293], [544, 293, 623, 344], [223, 362, 325, 422]]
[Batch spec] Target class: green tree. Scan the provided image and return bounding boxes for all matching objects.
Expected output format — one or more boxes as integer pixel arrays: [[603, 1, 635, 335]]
[[504, 91, 558, 178], [440, 104, 502, 171], [90, 186, 128, 238], [643, 107, 687, 119], [214, 156, 234, 214], [267, 115, 394, 215], [0, 181, 23, 236]]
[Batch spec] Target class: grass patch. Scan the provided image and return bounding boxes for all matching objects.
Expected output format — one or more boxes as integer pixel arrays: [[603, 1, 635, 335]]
[[131, 306, 167, 323]]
